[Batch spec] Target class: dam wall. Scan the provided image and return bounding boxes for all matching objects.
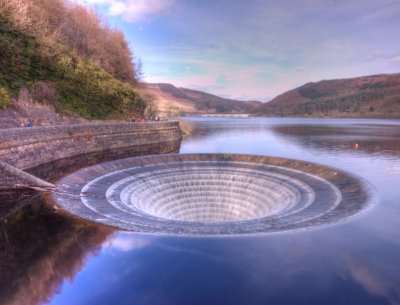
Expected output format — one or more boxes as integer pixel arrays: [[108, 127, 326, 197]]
[[0, 121, 182, 190]]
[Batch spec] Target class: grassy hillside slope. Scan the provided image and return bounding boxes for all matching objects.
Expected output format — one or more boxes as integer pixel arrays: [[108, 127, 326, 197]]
[[253, 73, 400, 118], [141, 83, 261, 116], [0, 0, 145, 120]]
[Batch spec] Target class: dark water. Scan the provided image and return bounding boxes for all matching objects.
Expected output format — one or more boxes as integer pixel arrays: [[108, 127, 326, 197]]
[[1, 117, 400, 305]]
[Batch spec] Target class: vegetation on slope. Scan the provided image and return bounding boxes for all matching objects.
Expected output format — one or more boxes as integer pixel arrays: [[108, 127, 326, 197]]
[[0, 0, 146, 120], [0, 201, 111, 305], [142, 83, 261, 116], [253, 73, 400, 118]]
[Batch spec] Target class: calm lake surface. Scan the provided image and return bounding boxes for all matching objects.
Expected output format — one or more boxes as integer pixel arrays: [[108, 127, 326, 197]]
[[2, 117, 400, 305]]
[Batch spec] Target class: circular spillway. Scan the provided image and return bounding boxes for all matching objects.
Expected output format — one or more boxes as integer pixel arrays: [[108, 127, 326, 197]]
[[50, 154, 377, 235]]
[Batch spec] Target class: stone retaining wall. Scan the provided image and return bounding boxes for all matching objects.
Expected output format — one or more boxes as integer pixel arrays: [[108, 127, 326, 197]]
[[0, 121, 182, 189]]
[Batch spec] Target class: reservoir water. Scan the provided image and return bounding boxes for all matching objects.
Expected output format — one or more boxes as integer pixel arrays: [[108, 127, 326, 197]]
[[1, 117, 400, 305]]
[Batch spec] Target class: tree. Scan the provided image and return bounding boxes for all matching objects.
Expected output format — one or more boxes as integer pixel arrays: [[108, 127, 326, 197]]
[[144, 98, 158, 118], [165, 101, 180, 117]]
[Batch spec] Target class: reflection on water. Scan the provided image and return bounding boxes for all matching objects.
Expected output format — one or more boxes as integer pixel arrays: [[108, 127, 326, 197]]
[[272, 123, 400, 158], [181, 117, 400, 158], [1, 117, 400, 305], [0, 200, 113, 305]]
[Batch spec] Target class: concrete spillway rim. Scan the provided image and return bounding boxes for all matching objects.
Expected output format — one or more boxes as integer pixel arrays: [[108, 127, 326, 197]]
[[48, 153, 379, 236]]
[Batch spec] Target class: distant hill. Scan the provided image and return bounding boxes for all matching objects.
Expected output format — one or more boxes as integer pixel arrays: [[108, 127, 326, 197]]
[[253, 73, 400, 118], [140, 83, 261, 116]]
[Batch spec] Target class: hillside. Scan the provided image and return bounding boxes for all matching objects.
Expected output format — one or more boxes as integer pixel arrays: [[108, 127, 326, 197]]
[[253, 73, 400, 118], [141, 83, 261, 116], [0, 0, 145, 122]]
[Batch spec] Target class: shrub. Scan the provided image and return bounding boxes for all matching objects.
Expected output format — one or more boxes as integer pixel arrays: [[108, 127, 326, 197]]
[[0, 1, 146, 120], [31, 81, 59, 104], [298, 87, 326, 99], [0, 86, 10, 109], [54, 52, 146, 119], [0, 0, 32, 33]]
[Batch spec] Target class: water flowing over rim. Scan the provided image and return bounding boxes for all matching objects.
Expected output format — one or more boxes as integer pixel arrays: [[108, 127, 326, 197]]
[[48, 153, 378, 236]]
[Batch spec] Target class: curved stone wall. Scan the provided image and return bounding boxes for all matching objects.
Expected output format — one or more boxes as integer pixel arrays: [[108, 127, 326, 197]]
[[0, 122, 182, 189]]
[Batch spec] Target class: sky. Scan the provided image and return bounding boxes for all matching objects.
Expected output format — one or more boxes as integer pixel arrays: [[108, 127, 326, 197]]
[[78, 0, 400, 101]]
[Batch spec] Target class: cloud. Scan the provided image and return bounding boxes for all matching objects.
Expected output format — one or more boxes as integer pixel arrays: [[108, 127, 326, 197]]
[[145, 63, 276, 100], [358, 2, 400, 23], [367, 52, 400, 65], [81, 0, 400, 100], [344, 256, 400, 305], [105, 234, 151, 252], [80, 0, 174, 22]]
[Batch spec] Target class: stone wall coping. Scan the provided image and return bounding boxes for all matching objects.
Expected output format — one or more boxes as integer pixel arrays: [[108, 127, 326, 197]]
[[0, 121, 180, 140]]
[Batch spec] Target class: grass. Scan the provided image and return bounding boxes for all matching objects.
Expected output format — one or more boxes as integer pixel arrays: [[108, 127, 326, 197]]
[[0, 3, 146, 120]]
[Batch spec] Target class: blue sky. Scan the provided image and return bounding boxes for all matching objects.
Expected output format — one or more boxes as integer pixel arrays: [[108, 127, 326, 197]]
[[79, 0, 400, 101]]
